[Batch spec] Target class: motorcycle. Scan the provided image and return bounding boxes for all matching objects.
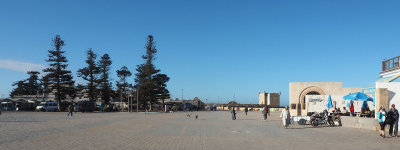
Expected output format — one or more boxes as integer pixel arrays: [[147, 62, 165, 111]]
[[310, 112, 342, 127], [327, 113, 342, 126], [310, 113, 328, 127]]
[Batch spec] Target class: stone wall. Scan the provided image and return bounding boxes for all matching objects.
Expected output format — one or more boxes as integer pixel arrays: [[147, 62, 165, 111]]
[[341, 116, 379, 131]]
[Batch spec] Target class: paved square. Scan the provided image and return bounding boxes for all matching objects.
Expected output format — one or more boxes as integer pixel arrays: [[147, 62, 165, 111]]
[[0, 111, 399, 150]]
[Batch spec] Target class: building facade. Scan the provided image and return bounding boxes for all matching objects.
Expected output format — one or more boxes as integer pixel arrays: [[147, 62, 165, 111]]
[[258, 92, 280, 107], [289, 55, 400, 117], [289, 82, 361, 116]]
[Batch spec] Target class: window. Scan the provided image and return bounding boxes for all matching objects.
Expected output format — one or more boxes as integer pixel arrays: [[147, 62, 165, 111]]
[[291, 104, 296, 109], [394, 58, 399, 68], [389, 59, 394, 69], [386, 61, 390, 71]]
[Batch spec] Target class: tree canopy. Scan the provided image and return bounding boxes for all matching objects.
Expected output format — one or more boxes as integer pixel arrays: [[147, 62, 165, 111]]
[[42, 35, 75, 108], [134, 35, 170, 110]]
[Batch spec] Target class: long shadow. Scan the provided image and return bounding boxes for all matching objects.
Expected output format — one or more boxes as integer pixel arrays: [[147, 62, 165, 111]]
[[287, 125, 338, 129], [0, 120, 42, 122]]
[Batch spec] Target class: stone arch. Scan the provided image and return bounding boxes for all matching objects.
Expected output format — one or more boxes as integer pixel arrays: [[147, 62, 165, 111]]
[[298, 86, 326, 104]]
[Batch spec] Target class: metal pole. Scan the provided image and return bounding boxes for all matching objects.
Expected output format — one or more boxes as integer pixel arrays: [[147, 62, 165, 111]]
[[136, 88, 139, 112], [120, 89, 122, 112], [126, 90, 128, 112], [130, 90, 132, 112]]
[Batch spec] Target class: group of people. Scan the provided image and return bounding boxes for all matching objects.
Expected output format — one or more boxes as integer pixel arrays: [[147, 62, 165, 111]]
[[377, 104, 399, 138], [230, 106, 291, 129]]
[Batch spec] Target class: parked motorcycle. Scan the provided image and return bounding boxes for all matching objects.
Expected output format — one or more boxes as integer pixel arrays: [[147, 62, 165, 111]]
[[310, 112, 342, 127], [327, 113, 342, 126], [310, 113, 328, 127]]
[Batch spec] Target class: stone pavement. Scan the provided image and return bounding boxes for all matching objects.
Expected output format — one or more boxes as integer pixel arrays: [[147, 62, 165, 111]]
[[0, 111, 399, 150]]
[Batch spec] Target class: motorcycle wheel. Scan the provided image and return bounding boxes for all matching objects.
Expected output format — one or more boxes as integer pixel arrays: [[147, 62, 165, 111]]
[[328, 120, 335, 126], [311, 121, 318, 127], [298, 119, 306, 125]]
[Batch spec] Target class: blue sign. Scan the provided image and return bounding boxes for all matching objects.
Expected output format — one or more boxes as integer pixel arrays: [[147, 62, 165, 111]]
[[309, 99, 322, 102]]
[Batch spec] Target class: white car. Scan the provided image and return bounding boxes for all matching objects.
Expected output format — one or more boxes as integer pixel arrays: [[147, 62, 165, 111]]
[[36, 102, 58, 112]]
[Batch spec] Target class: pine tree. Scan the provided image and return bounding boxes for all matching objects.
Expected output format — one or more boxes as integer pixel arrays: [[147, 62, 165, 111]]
[[10, 80, 27, 97], [98, 54, 113, 104], [77, 49, 100, 101], [25, 71, 41, 95], [116, 66, 132, 102], [9, 71, 42, 97], [134, 35, 170, 110], [42, 35, 75, 109]]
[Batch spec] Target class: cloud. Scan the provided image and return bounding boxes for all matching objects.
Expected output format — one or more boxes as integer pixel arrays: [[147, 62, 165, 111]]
[[0, 59, 46, 73]]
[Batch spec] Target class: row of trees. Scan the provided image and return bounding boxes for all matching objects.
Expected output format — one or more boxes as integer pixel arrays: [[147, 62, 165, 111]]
[[10, 71, 42, 97], [10, 35, 170, 110]]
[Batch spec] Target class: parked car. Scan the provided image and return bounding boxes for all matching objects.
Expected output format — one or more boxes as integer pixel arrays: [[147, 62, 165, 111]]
[[1, 101, 16, 111], [36, 101, 58, 112], [74, 101, 95, 112]]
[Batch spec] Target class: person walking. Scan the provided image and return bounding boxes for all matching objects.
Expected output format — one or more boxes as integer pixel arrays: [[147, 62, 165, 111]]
[[280, 106, 291, 129], [67, 104, 73, 117], [245, 106, 248, 116], [389, 104, 399, 137], [231, 107, 236, 120], [261, 106, 268, 120], [378, 106, 386, 138]]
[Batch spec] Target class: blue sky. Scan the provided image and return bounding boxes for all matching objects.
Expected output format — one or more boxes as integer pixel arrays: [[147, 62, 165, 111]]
[[0, 0, 399, 105]]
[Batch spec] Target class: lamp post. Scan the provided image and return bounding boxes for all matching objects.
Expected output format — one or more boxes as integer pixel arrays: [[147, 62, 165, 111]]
[[136, 88, 139, 112]]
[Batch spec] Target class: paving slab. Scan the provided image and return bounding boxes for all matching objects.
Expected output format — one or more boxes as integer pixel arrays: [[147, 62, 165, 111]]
[[0, 111, 399, 150]]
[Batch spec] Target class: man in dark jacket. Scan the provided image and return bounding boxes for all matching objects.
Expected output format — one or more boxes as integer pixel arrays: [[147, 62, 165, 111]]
[[67, 104, 74, 117], [245, 106, 248, 116], [389, 104, 399, 137], [231, 107, 236, 120]]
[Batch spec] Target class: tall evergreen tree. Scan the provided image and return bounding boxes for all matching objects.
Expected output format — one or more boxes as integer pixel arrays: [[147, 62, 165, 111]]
[[134, 35, 170, 110], [25, 71, 41, 95], [42, 35, 75, 109], [9, 71, 42, 97], [77, 49, 100, 101], [116, 66, 132, 102], [153, 74, 170, 107], [10, 80, 27, 97], [98, 54, 113, 104]]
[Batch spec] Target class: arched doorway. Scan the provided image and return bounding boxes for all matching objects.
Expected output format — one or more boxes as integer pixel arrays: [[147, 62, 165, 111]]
[[297, 86, 326, 115]]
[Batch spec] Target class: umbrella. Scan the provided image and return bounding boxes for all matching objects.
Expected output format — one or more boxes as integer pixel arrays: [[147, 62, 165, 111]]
[[343, 92, 373, 101], [327, 95, 333, 109]]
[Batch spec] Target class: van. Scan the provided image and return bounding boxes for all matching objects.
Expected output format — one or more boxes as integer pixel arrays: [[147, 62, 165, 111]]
[[36, 101, 58, 112], [74, 101, 95, 112]]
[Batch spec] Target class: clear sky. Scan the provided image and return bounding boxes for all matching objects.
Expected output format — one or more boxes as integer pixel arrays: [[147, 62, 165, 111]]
[[1, 0, 400, 106]]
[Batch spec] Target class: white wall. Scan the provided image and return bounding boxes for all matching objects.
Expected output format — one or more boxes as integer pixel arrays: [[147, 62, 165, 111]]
[[306, 95, 374, 113], [376, 82, 400, 108]]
